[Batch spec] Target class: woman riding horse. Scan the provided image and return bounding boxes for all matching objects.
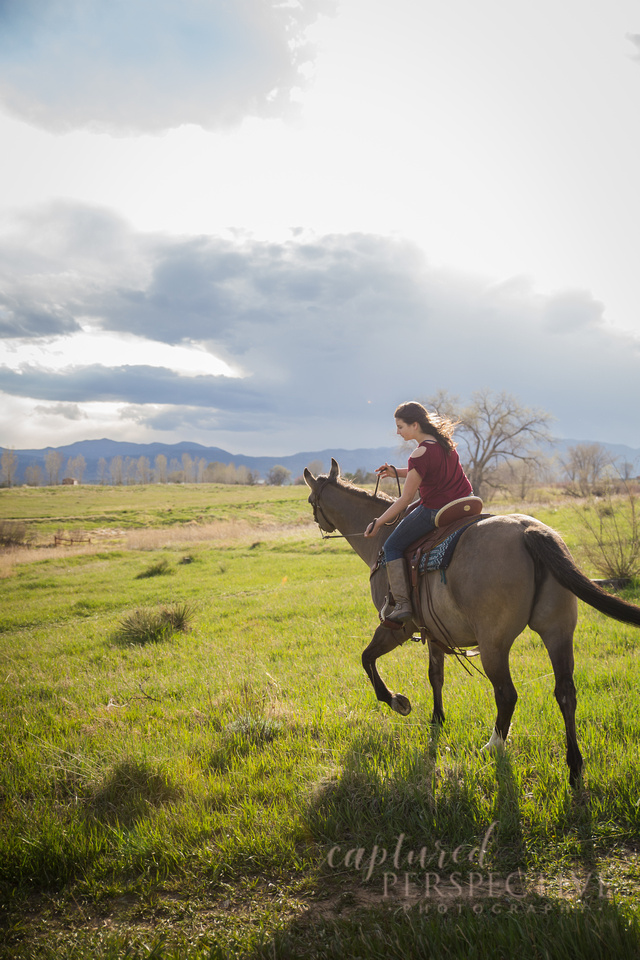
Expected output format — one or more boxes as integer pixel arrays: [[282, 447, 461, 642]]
[[364, 401, 473, 624]]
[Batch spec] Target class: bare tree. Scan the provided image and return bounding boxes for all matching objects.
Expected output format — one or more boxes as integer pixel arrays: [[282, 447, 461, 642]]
[[1, 447, 18, 486], [491, 456, 548, 501], [136, 456, 151, 484], [307, 459, 324, 476], [168, 458, 184, 482], [266, 465, 291, 486], [575, 474, 640, 579], [154, 454, 167, 483], [97, 457, 108, 485], [562, 443, 612, 497], [427, 388, 553, 498], [25, 464, 43, 486], [238, 465, 260, 485], [125, 457, 137, 485], [109, 455, 124, 485], [65, 454, 86, 482], [44, 449, 64, 485], [182, 453, 195, 483]]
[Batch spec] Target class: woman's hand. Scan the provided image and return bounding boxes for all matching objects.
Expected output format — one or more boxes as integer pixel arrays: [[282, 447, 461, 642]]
[[375, 463, 393, 479], [364, 519, 379, 538], [375, 463, 407, 480]]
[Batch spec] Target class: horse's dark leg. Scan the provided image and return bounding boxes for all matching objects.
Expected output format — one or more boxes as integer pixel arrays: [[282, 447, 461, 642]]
[[479, 647, 518, 752], [554, 670, 582, 787], [541, 634, 583, 787], [529, 588, 583, 786], [427, 642, 445, 725], [362, 623, 414, 716]]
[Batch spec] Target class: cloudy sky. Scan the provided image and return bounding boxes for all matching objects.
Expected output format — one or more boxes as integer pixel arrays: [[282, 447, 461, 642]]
[[1, 0, 639, 456]]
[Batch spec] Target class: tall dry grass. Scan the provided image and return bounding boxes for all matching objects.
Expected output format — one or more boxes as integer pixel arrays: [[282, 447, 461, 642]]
[[0, 520, 318, 578], [125, 519, 316, 550]]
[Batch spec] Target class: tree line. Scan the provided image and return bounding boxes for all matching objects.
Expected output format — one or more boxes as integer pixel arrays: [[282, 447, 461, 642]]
[[1, 391, 638, 492], [0, 448, 295, 487]]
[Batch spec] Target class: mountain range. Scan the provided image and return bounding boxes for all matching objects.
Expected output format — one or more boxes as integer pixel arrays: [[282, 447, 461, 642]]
[[2, 436, 640, 485]]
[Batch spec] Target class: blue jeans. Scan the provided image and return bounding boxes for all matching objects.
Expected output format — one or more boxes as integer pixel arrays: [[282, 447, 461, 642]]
[[383, 505, 439, 562]]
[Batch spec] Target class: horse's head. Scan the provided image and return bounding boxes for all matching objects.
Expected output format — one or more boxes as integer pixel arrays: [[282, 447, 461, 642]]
[[304, 458, 394, 562], [303, 458, 340, 533]]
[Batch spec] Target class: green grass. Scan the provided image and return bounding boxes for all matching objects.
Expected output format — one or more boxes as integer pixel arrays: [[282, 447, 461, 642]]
[[0, 485, 639, 958], [0, 482, 312, 537]]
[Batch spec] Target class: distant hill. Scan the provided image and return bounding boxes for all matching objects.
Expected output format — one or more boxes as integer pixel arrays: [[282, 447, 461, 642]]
[[2, 436, 639, 486], [1, 438, 407, 485]]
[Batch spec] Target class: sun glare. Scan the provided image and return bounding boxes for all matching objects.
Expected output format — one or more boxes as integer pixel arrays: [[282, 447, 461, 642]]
[[0, 328, 240, 378]]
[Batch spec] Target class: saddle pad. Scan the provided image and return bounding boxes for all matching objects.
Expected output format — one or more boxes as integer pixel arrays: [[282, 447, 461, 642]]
[[369, 514, 490, 578], [419, 526, 467, 573], [411, 514, 490, 575]]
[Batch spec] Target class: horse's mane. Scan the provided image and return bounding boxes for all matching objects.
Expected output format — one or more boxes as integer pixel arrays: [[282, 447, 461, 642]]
[[324, 473, 395, 506]]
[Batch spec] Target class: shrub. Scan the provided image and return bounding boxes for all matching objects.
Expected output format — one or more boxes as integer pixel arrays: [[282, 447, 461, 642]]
[[115, 602, 195, 645], [0, 520, 34, 549], [135, 558, 172, 579], [576, 480, 640, 580]]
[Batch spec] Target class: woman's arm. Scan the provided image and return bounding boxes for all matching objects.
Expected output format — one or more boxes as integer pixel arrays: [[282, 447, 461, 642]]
[[364, 469, 421, 537]]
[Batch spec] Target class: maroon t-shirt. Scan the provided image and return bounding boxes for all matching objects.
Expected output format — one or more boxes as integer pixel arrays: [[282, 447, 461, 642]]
[[408, 440, 472, 509]]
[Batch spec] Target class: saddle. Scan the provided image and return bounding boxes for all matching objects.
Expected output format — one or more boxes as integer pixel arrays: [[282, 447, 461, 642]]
[[371, 497, 488, 653], [405, 496, 485, 587], [369, 496, 485, 580]]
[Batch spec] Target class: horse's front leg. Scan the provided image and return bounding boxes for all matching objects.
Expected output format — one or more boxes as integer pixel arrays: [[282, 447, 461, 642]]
[[361, 623, 414, 716], [427, 641, 446, 725]]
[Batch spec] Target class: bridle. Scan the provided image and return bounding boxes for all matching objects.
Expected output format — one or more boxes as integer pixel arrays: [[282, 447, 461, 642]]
[[309, 467, 402, 541]]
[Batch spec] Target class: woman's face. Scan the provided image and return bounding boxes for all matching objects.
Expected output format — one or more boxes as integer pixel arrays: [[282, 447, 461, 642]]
[[395, 418, 420, 442]]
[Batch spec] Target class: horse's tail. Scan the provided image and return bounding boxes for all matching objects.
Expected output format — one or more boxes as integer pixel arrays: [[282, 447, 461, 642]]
[[523, 524, 640, 627]]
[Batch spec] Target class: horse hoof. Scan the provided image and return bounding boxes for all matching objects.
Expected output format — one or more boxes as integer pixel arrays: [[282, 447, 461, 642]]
[[391, 694, 411, 716], [480, 730, 505, 754]]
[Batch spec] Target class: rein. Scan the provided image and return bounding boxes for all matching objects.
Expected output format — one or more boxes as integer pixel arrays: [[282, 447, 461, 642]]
[[311, 466, 402, 540]]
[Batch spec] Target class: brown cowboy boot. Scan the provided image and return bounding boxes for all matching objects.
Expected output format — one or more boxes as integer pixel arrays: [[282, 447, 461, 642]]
[[385, 559, 414, 624]]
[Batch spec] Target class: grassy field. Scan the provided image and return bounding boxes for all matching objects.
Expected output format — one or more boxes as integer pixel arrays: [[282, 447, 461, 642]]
[[1, 484, 639, 958]]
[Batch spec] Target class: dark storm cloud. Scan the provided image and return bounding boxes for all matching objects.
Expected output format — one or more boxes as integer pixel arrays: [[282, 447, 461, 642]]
[[33, 401, 87, 421], [1, 201, 640, 447], [0, 294, 80, 338], [0, 363, 267, 409], [0, 0, 332, 134]]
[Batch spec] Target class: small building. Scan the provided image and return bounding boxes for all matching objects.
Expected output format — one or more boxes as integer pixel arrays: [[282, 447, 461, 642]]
[[62, 477, 79, 485]]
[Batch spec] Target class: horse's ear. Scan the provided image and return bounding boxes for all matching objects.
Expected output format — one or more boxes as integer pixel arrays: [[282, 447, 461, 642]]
[[329, 458, 340, 479], [303, 467, 317, 489]]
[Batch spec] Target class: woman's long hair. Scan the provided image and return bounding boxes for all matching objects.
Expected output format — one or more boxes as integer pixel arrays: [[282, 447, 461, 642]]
[[394, 401, 459, 453]]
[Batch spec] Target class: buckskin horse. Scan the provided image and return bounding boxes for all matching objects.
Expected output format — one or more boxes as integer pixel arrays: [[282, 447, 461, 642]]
[[304, 459, 640, 785]]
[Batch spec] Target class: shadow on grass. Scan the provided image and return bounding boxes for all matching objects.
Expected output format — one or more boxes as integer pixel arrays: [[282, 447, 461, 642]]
[[236, 899, 640, 960], [84, 759, 182, 828], [558, 780, 615, 903], [491, 748, 525, 870], [307, 727, 487, 863]]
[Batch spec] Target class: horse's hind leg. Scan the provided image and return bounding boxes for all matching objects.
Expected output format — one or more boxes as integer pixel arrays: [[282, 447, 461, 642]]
[[428, 642, 446, 725], [362, 623, 414, 716], [531, 592, 583, 786], [541, 631, 583, 787], [479, 646, 518, 752]]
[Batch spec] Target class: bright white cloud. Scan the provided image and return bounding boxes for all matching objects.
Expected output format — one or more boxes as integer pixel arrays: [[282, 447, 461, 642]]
[[1, 202, 639, 455], [0, 1, 639, 458], [0, 327, 239, 378]]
